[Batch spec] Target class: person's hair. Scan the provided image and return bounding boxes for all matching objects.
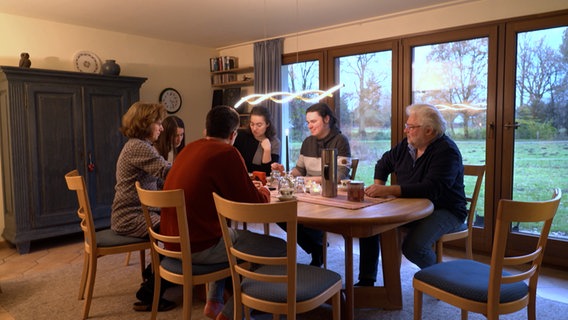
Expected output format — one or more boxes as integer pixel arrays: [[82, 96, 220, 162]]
[[406, 103, 446, 137], [306, 102, 338, 130], [120, 102, 167, 139], [246, 106, 276, 138], [206, 105, 240, 139], [155, 115, 185, 159]]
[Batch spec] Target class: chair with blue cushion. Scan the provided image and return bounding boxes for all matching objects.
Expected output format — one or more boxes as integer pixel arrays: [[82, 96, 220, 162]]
[[413, 188, 561, 320], [213, 192, 342, 320], [65, 170, 150, 319], [136, 182, 233, 320]]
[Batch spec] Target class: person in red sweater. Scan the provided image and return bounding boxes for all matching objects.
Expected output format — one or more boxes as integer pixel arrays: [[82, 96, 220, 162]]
[[160, 105, 287, 320]]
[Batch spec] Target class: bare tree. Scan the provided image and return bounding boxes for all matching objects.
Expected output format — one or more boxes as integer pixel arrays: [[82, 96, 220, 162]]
[[341, 53, 387, 137], [285, 61, 318, 140], [424, 38, 488, 138], [516, 33, 564, 122]]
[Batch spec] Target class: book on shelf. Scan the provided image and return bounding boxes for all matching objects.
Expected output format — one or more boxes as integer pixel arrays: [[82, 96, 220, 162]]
[[211, 73, 238, 85], [209, 56, 238, 72]]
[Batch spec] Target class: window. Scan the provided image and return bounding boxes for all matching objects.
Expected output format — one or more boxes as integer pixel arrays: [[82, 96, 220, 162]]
[[281, 59, 320, 168], [279, 10, 568, 267]]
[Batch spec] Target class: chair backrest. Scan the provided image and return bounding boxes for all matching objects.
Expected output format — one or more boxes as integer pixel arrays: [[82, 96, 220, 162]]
[[488, 188, 561, 314], [135, 182, 194, 284], [463, 164, 485, 231], [65, 170, 97, 252], [350, 158, 359, 180], [212, 192, 298, 317], [436, 164, 486, 263]]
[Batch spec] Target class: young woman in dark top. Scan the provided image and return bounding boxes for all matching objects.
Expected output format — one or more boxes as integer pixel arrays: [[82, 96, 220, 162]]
[[233, 106, 280, 174]]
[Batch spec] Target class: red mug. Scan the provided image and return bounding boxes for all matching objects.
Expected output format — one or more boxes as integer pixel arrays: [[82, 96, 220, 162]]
[[251, 171, 267, 185]]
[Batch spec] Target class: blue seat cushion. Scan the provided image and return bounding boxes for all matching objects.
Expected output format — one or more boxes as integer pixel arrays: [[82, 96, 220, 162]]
[[414, 259, 528, 303], [96, 228, 148, 247], [161, 257, 229, 275], [241, 264, 341, 302]]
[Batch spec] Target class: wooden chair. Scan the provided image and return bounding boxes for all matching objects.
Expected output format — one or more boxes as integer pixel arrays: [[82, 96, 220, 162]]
[[64, 170, 150, 320], [435, 164, 486, 263], [213, 192, 342, 320], [350, 158, 359, 180], [135, 182, 232, 320], [413, 188, 562, 320]]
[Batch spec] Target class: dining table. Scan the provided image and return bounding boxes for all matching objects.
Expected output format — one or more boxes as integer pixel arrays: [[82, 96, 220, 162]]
[[274, 190, 433, 320]]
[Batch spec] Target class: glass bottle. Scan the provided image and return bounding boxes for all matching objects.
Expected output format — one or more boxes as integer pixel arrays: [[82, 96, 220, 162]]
[[278, 172, 296, 198]]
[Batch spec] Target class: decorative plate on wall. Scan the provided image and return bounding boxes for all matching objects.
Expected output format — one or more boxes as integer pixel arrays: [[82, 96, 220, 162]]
[[73, 51, 102, 73]]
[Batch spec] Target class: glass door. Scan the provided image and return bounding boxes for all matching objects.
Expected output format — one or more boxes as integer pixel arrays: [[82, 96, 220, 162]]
[[503, 16, 568, 263], [331, 46, 394, 185], [403, 26, 498, 252], [281, 54, 321, 169]]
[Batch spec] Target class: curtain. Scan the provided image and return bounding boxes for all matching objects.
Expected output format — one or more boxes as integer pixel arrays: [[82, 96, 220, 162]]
[[254, 38, 283, 138]]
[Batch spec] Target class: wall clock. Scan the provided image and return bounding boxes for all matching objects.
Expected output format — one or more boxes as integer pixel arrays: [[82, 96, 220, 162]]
[[159, 88, 182, 113]]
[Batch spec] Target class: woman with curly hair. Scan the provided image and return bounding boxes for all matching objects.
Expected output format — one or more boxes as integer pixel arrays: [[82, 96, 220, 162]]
[[111, 102, 171, 238]]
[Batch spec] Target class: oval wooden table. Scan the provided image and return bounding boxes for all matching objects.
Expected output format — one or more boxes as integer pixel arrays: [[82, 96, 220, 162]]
[[295, 197, 434, 320]]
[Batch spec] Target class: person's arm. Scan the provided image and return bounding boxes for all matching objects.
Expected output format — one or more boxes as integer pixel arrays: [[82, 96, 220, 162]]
[[364, 146, 399, 198], [260, 138, 272, 163], [219, 148, 271, 203], [129, 139, 171, 180], [400, 139, 462, 200], [365, 180, 401, 198]]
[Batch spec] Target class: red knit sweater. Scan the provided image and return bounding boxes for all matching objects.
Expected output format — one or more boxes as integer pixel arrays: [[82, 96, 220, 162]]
[[161, 138, 270, 252]]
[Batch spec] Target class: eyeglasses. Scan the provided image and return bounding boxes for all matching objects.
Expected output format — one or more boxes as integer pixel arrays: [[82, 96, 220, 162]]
[[249, 122, 266, 128], [404, 124, 422, 131]]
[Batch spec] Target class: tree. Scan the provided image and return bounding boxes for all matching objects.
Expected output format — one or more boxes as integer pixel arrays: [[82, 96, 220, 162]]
[[423, 38, 489, 138], [516, 31, 568, 133], [340, 53, 389, 137], [285, 61, 318, 141]]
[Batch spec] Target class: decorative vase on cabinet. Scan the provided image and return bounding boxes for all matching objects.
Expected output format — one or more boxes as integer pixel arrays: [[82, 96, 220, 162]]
[[101, 59, 121, 75], [0, 66, 146, 253]]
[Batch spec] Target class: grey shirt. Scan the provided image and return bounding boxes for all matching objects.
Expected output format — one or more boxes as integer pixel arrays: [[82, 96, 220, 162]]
[[111, 138, 171, 237]]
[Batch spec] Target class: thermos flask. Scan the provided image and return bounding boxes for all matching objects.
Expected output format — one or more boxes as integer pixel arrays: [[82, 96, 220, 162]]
[[321, 148, 338, 197]]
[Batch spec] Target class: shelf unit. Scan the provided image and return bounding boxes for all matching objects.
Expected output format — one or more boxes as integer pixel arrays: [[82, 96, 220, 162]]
[[211, 66, 254, 88]]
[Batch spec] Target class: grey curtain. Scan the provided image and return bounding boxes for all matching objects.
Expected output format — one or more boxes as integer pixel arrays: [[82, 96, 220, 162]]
[[254, 38, 283, 137]]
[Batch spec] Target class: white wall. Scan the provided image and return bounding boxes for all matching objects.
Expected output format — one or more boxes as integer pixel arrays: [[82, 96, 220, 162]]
[[0, 13, 216, 237], [219, 0, 568, 59]]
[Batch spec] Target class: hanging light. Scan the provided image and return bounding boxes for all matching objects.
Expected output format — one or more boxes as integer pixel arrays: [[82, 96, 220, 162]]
[[234, 83, 343, 109], [233, 0, 343, 110]]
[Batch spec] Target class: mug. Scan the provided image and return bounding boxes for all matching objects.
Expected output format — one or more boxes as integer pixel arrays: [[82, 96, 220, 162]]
[[347, 181, 365, 202], [251, 171, 267, 185]]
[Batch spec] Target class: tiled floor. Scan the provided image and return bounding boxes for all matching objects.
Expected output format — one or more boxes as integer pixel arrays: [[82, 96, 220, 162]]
[[1, 227, 567, 320]]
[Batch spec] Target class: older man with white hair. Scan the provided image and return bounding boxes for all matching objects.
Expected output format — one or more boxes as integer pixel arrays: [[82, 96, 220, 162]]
[[356, 103, 467, 287]]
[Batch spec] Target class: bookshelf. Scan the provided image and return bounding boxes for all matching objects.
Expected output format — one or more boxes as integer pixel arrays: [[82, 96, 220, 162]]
[[210, 66, 254, 88]]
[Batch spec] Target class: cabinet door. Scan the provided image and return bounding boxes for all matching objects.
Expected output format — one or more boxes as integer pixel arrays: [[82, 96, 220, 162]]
[[26, 83, 84, 228], [83, 86, 130, 224]]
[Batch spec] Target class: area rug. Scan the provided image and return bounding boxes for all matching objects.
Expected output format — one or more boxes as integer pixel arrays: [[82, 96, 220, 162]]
[[1, 238, 567, 320]]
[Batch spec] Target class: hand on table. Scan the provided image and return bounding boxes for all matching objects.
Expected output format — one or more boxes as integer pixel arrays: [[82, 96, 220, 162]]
[[365, 184, 401, 198]]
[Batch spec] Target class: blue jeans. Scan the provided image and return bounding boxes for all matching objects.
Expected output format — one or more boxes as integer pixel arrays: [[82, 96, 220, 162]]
[[402, 208, 465, 268], [358, 208, 465, 281], [194, 229, 287, 319]]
